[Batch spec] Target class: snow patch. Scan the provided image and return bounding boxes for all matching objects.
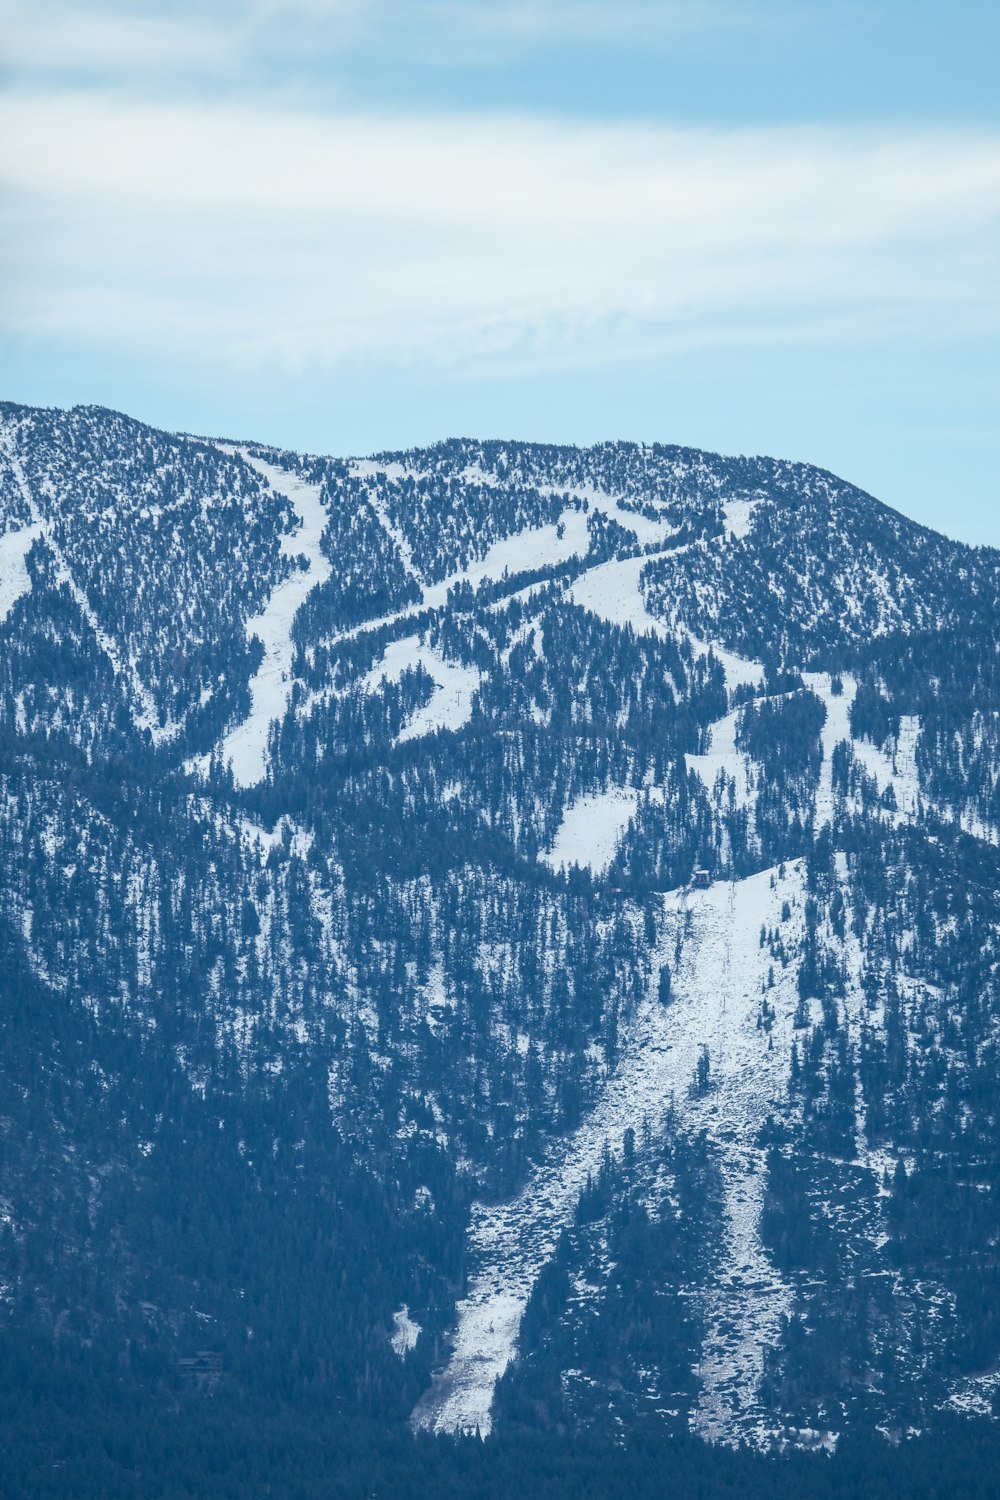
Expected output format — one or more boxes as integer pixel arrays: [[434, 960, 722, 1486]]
[[540, 787, 640, 876], [722, 499, 760, 540], [391, 1305, 421, 1357], [0, 524, 42, 622], [238, 815, 314, 863]]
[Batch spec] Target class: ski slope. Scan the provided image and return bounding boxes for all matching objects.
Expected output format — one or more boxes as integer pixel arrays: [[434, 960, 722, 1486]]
[[218, 453, 331, 787]]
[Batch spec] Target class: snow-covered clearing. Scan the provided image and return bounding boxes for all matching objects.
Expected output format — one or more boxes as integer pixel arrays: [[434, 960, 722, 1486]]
[[237, 814, 314, 863], [722, 499, 761, 540], [540, 787, 641, 876], [218, 453, 331, 787], [0, 523, 42, 622], [413, 862, 846, 1445], [853, 713, 922, 818], [350, 459, 421, 485], [423, 510, 590, 609], [364, 635, 481, 742], [567, 555, 673, 640], [686, 632, 765, 692]]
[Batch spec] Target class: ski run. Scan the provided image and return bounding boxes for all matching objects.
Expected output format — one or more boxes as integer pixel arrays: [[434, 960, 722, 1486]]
[[217, 452, 332, 787]]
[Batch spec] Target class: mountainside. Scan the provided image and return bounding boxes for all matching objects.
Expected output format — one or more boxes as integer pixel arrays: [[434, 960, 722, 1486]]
[[3, 401, 1000, 1491]]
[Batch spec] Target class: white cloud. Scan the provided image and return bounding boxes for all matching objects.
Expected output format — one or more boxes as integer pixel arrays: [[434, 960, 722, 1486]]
[[1, 2, 230, 74], [2, 91, 998, 373], [0, 0, 784, 84]]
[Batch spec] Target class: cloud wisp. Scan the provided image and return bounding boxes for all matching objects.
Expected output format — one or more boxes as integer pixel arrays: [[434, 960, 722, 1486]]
[[2, 91, 999, 376], [1, 0, 766, 86]]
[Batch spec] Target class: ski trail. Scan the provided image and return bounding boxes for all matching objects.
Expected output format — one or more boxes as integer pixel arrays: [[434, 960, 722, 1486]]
[[413, 864, 808, 1443], [803, 671, 856, 829], [0, 426, 175, 742], [214, 453, 332, 786], [350, 460, 425, 591]]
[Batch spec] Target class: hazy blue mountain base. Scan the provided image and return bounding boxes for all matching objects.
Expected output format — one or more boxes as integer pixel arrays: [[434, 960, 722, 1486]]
[[2, 402, 1000, 1494]]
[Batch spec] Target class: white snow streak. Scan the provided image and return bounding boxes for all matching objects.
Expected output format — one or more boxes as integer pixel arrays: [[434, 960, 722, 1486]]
[[218, 453, 331, 786], [350, 461, 424, 587], [803, 671, 856, 827], [539, 482, 678, 548], [422, 509, 590, 609], [391, 1305, 422, 1357], [686, 632, 765, 692], [686, 707, 756, 811]]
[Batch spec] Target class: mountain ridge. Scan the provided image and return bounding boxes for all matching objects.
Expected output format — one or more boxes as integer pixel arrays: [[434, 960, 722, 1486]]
[[2, 400, 1000, 1488]]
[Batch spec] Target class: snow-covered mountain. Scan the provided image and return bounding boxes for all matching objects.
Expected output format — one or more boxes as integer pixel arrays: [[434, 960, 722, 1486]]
[[3, 402, 1000, 1482]]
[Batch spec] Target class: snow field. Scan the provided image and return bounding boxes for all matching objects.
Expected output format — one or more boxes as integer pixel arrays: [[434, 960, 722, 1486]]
[[537, 481, 678, 548], [567, 555, 674, 641], [853, 713, 922, 819]]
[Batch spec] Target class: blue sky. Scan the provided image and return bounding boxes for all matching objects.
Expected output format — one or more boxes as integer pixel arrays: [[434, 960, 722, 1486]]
[[2, 1, 999, 543]]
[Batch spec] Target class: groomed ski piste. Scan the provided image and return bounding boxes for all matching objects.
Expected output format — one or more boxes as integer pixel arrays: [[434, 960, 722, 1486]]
[[216, 452, 332, 787], [411, 859, 856, 1445]]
